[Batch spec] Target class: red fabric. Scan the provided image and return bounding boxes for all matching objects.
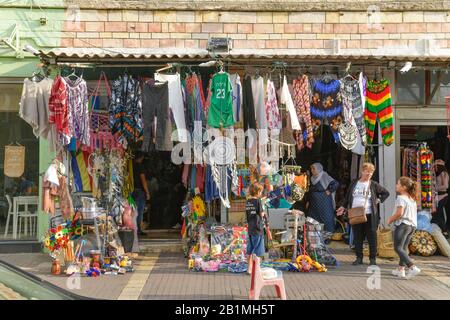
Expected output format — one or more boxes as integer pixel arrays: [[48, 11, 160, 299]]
[[196, 165, 205, 193], [49, 75, 69, 137]]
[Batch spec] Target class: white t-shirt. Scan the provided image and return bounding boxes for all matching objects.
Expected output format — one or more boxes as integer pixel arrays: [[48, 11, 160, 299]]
[[394, 195, 417, 228], [352, 181, 372, 214]]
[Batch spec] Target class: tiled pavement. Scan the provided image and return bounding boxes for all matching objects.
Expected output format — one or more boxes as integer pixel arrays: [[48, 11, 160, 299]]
[[1, 242, 450, 300], [0, 253, 132, 299]]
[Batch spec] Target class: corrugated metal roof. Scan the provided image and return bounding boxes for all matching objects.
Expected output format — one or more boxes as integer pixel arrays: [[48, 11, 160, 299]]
[[43, 47, 450, 63]]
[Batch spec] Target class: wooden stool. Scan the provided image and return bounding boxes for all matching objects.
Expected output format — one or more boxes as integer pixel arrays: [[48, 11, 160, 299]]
[[249, 254, 287, 300]]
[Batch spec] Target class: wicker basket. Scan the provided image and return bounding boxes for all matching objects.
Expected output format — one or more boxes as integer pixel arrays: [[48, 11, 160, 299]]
[[331, 219, 346, 241], [378, 242, 397, 259], [364, 242, 397, 259], [377, 228, 393, 247]]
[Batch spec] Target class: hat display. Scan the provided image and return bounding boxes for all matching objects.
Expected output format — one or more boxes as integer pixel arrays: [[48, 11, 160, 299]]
[[434, 159, 446, 166]]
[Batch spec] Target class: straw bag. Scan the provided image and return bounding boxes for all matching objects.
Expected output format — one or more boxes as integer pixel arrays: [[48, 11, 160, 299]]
[[377, 227, 393, 248]]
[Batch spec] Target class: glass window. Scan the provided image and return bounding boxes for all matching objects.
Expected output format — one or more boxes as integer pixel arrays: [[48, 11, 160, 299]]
[[0, 82, 39, 240], [396, 70, 425, 105], [431, 71, 450, 105]]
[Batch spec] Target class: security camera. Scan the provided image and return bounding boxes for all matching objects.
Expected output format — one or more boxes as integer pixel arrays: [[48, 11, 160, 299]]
[[23, 44, 40, 56]]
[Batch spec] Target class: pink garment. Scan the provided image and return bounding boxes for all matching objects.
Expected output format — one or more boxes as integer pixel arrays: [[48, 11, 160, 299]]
[[265, 80, 282, 130], [182, 164, 190, 188]]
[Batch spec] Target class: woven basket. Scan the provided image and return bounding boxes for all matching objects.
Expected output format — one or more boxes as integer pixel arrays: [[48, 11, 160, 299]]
[[331, 219, 346, 241], [378, 242, 397, 259], [377, 228, 393, 247]]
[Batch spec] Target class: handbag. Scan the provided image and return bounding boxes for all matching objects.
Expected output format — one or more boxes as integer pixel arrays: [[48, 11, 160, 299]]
[[348, 181, 371, 225]]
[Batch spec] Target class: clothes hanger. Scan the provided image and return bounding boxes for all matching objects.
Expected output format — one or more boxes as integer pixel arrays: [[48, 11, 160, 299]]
[[30, 69, 45, 82], [65, 68, 80, 81], [156, 63, 173, 73], [321, 69, 333, 83]]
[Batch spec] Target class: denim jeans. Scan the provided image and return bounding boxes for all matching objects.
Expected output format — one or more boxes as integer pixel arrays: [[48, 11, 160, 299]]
[[132, 189, 146, 233], [393, 223, 415, 267]]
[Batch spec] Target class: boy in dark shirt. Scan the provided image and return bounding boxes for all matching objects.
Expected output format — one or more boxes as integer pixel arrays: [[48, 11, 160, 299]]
[[246, 182, 266, 274]]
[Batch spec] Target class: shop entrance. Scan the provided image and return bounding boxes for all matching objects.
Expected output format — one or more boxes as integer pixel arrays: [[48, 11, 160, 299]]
[[143, 151, 187, 233]]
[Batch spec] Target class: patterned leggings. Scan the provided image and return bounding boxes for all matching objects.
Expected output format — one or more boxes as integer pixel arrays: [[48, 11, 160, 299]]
[[293, 75, 314, 150], [364, 80, 394, 146], [340, 79, 366, 145]]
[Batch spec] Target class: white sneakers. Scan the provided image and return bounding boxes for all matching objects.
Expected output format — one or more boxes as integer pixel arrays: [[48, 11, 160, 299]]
[[406, 266, 421, 279], [392, 268, 406, 278], [392, 266, 421, 279]]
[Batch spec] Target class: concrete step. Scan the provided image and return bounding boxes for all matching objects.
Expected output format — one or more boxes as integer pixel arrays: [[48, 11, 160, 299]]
[[0, 240, 41, 254], [139, 239, 184, 254]]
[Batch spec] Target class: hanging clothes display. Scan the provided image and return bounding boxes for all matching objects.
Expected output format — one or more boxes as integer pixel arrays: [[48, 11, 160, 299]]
[[251, 76, 269, 144], [65, 76, 90, 146], [339, 78, 359, 151], [207, 72, 235, 128], [310, 78, 343, 143], [364, 79, 394, 146], [293, 75, 314, 150], [229, 74, 243, 124], [280, 75, 301, 131], [340, 77, 366, 146], [155, 72, 188, 143], [141, 81, 173, 152], [109, 74, 144, 148], [185, 73, 206, 130], [49, 75, 71, 145], [242, 74, 257, 136], [401, 145, 435, 211], [265, 79, 282, 132], [19, 77, 58, 150], [419, 147, 434, 209]]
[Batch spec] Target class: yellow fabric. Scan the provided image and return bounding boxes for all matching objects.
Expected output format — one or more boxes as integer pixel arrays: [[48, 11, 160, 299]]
[[76, 152, 92, 192]]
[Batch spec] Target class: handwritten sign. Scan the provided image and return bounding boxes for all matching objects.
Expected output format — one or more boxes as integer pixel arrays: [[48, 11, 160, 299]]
[[4, 145, 25, 177]]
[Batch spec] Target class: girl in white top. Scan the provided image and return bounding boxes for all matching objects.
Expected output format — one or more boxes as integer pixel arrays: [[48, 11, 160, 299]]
[[387, 176, 421, 279]]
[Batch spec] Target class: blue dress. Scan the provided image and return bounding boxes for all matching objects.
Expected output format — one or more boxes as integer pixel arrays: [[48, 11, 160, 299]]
[[308, 180, 339, 232]]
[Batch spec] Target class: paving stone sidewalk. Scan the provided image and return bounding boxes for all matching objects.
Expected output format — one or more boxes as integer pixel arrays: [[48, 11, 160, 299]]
[[1, 242, 450, 300]]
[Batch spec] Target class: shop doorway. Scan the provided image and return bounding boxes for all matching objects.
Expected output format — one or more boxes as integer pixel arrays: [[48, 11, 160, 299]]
[[142, 151, 187, 237]]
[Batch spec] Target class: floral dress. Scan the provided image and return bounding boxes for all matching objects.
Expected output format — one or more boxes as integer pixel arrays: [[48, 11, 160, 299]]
[[265, 79, 282, 131]]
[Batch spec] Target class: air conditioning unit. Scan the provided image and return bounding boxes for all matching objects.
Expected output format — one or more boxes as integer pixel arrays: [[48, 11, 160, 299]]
[[207, 37, 232, 53]]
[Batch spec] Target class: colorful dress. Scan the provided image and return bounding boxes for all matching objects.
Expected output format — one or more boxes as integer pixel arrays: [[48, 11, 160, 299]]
[[293, 75, 314, 149], [364, 79, 394, 146], [265, 79, 282, 131], [310, 79, 343, 143], [65, 77, 90, 146]]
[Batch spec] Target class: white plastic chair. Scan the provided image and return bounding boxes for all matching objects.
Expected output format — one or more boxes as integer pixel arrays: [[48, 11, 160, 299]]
[[16, 199, 38, 238], [3, 195, 14, 238]]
